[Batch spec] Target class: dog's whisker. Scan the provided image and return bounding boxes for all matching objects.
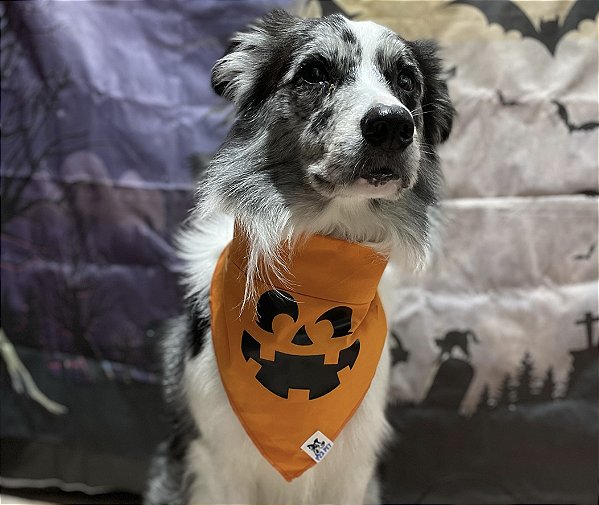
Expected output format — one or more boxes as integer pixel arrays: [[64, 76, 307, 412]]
[[411, 109, 435, 117]]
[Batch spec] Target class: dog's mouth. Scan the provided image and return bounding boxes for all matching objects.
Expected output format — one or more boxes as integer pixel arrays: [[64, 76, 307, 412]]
[[360, 167, 409, 188], [311, 168, 411, 199]]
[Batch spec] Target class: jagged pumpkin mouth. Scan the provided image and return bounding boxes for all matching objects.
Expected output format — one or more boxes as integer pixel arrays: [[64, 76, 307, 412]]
[[241, 330, 360, 400]]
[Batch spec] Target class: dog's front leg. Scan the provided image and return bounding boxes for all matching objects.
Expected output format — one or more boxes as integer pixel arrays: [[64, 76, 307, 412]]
[[185, 437, 258, 504], [184, 340, 260, 504]]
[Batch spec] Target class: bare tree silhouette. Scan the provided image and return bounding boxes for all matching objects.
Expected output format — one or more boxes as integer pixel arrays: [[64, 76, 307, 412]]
[[1, 3, 85, 232], [0, 2, 85, 414]]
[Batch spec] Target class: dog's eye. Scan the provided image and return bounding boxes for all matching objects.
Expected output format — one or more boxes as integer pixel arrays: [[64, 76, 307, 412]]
[[397, 73, 414, 92], [299, 62, 329, 85]]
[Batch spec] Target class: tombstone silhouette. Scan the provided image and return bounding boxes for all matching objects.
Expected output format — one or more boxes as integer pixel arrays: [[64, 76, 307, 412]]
[[567, 312, 599, 398], [566, 347, 598, 398], [422, 358, 474, 410]]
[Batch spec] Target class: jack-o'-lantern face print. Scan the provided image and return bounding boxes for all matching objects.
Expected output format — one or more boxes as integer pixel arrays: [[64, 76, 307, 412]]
[[241, 290, 360, 399]]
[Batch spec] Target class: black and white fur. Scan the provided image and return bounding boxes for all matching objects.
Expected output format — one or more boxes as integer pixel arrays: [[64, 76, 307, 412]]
[[145, 11, 453, 505]]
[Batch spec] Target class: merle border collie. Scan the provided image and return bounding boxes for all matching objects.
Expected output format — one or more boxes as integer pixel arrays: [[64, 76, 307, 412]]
[[145, 10, 454, 505]]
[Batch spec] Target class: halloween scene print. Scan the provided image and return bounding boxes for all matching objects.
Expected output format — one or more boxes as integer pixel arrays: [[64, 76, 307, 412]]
[[390, 314, 598, 411], [382, 311, 598, 503]]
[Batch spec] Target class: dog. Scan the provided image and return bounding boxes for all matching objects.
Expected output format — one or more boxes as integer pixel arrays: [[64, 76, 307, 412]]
[[144, 10, 454, 505]]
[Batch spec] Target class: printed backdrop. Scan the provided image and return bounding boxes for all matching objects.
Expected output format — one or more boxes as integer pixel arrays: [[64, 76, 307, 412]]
[[1, 1, 597, 503]]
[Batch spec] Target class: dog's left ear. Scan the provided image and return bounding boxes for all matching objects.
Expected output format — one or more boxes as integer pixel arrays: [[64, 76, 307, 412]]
[[408, 40, 455, 145], [211, 10, 299, 113]]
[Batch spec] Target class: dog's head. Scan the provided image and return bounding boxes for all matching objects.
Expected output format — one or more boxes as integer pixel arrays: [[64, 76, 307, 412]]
[[200, 11, 454, 275]]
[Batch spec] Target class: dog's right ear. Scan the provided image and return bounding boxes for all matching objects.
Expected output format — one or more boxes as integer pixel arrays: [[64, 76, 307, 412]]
[[408, 40, 455, 145], [211, 10, 298, 112]]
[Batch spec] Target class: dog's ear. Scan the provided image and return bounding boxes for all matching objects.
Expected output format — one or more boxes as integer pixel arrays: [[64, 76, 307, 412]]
[[211, 10, 299, 112], [408, 40, 455, 145]]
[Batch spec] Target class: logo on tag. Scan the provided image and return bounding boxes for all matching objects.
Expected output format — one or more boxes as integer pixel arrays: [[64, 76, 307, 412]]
[[301, 431, 333, 463]]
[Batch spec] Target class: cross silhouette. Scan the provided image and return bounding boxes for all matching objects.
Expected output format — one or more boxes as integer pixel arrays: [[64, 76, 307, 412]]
[[575, 312, 599, 349]]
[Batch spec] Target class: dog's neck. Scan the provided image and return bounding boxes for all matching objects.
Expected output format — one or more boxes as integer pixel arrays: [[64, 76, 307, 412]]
[[231, 219, 389, 306], [290, 197, 393, 248]]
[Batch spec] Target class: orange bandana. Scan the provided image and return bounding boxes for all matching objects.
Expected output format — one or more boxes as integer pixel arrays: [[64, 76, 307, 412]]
[[210, 227, 388, 481]]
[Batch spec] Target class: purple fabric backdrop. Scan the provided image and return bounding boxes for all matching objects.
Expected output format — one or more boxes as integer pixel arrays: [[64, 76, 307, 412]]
[[0, 0, 294, 493]]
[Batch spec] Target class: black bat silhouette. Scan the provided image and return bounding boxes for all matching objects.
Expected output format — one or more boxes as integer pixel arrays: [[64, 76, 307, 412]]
[[553, 100, 599, 132], [450, 0, 599, 55], [576, 189, 599, 197], [497, 90, 520, 106], [573, 242, 597, 260]]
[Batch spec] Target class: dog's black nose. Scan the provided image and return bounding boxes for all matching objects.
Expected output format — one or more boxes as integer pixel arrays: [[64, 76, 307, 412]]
[[361, 104, 414, 150]]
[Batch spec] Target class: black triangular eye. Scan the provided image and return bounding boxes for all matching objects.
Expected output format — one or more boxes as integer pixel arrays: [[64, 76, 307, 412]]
[[316, 306, 352, 338], [291, 325, 313, 346], [256, 290, 298, 333]]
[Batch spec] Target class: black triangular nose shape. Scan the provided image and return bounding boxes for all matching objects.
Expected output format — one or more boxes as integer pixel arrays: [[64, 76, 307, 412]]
[[361, 104, 414, 150], [291, 325, 313, 346]]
